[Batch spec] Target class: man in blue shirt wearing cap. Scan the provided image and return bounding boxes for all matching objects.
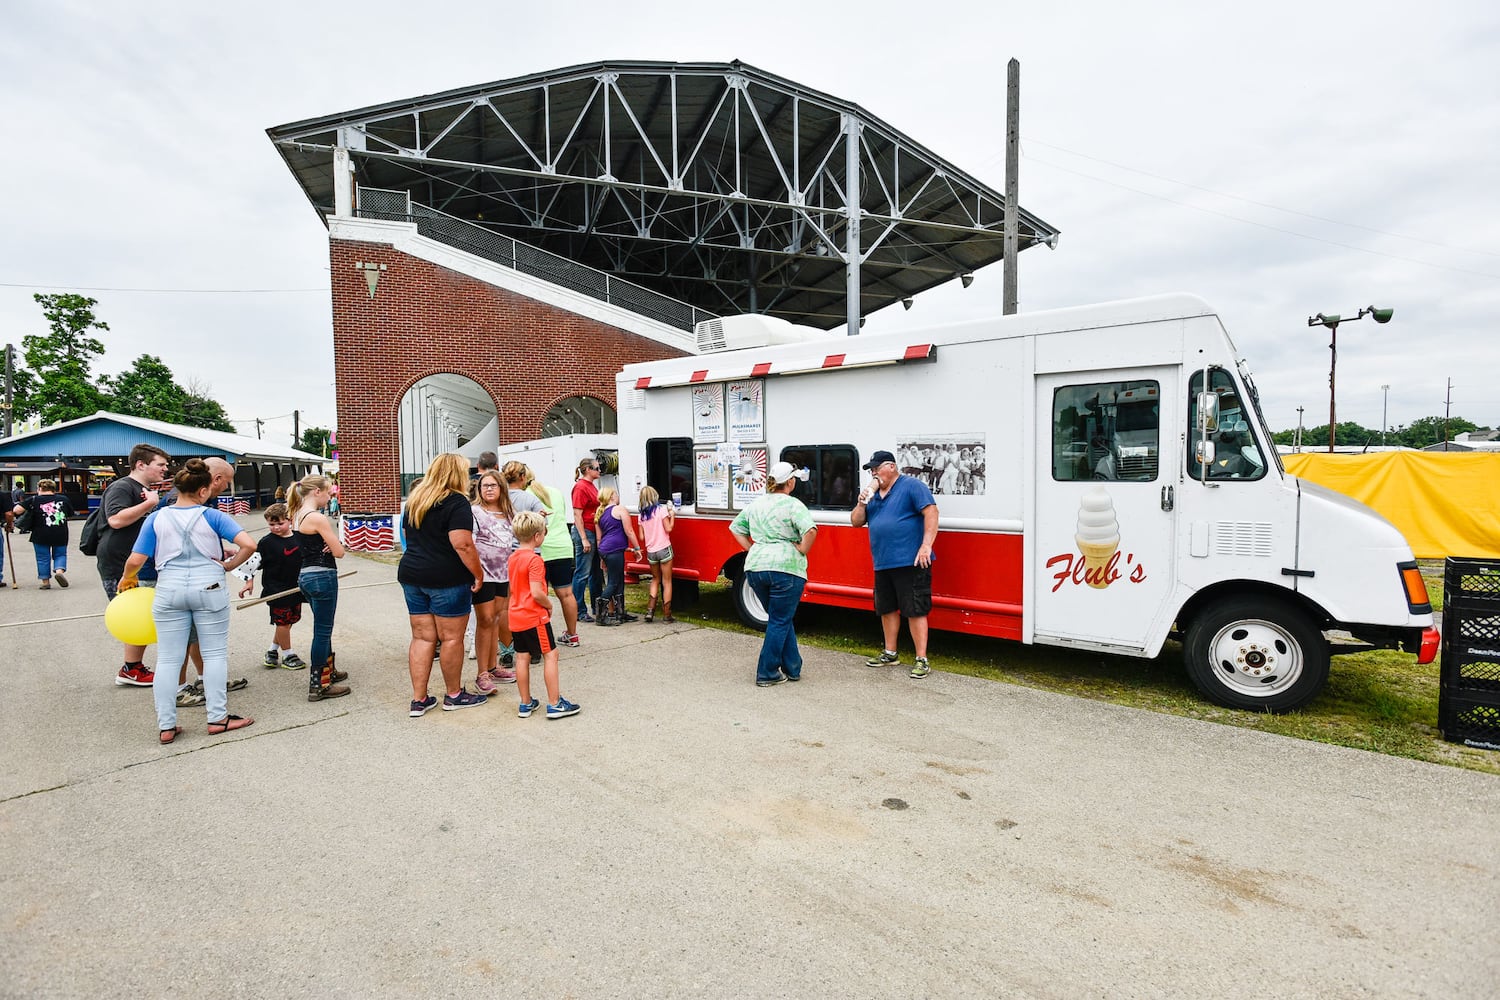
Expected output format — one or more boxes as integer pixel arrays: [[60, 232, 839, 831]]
[[850, 448, 939, 678]]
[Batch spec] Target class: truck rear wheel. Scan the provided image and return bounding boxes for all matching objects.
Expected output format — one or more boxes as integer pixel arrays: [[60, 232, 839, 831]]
[[1183, 596, 1329, 712], [732, 572, 769, 632]]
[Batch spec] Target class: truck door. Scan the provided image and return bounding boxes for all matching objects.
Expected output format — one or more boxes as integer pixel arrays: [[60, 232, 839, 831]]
[[1032, 371, 1178, 652]]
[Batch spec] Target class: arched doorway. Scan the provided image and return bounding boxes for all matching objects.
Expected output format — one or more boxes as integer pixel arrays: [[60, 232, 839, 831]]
[[541, 395, 616, 437], [398, 374, 497, 493]]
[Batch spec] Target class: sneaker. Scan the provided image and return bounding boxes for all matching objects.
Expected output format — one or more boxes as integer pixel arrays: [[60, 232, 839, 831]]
[[442, 690, 487, 711], [577, 611, 596, 624], [499, 644, 515, 667], [756, 675, 787, 688], [909, 657, 932, 679], [280, 653, 308, 671], [491, 668, 516, 684], [865, 650, 901, 668], [517, 697, 541, 719], [262, 649, 280, 669], [226, 677, 249, 692], [308, 683, 351, 702], [474, 670, 498, 695], [53, 569, 69, 588], [560, 632, 581, 648], [409, 695, 438, 718], [115, 664, 155, 687], [781, 669, 801, 682], [176, 686, 206, 708], [546, 697, 581, 719]]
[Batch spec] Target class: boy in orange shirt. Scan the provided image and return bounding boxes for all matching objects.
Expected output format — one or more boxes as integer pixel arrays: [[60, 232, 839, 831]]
[[508, 511, 580, 719]]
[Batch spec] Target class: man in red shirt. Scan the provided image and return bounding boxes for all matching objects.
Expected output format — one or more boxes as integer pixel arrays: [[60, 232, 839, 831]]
[[569, 457, 604, 622], [509, 511, 579, 719]]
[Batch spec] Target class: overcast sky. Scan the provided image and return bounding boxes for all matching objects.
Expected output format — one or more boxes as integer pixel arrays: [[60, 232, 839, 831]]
[[4, 1, 1498, 444]]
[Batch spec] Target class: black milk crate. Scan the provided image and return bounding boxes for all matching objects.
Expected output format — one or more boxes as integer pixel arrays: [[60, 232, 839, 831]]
[[1442, 557, 1500, 610], [1441, 607, 1500, 646], [1440, 645, 1500, 693], [1438, 691, 1500, 750]]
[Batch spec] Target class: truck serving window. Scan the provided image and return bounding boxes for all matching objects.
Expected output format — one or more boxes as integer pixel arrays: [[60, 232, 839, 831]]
[[1051, 381, 1160, 483], [646, 437, 694, 504], [1188, 370, 1267, 481], [779, 445, 858, 510]]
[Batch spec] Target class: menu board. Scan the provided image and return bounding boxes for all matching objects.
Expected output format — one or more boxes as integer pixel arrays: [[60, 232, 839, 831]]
[[726, 380, 764, 442], [732, 446, 769, 506], [694, 447, 729, 509], [692, 384, 725, 442]]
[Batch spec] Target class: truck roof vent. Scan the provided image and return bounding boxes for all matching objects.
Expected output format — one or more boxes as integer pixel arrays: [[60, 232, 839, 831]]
[[694, 314, 831, 353]]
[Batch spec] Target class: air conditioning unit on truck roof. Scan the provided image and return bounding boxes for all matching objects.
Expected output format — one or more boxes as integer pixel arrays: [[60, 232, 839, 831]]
[[695, 314, 836, 353]]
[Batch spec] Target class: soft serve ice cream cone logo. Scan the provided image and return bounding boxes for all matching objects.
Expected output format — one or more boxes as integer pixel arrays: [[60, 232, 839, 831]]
[[1075, 487, 1120, 589], [1044, 486, 1147, 592]]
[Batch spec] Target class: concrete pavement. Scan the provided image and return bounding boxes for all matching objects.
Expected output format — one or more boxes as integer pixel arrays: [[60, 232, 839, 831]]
[[1, 519, 1497, 999]]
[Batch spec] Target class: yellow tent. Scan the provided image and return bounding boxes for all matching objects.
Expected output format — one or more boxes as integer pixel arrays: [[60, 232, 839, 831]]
[[1281, 451, 1500, 558]]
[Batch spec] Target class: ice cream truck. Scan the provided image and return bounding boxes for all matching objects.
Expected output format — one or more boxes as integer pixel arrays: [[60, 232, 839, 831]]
[[614, 294, 1438, 712]]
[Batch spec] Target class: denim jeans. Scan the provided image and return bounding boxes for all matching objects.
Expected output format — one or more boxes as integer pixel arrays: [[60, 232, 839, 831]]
[[152, 570, 231, 730], [571, 526, 602, 612], [34, 543, 67, 578], [746, 570, 807, 683], [601, 549, 625, 609], [299, 568, 339, 683]]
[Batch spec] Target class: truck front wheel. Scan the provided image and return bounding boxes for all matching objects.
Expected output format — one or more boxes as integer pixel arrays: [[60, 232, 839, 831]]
[[1183, 596, 1329, 712], [731, 572, 769, 632]]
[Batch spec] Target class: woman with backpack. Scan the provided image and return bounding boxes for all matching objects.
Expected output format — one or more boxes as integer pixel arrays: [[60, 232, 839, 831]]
[[12, 479, 74, 589]]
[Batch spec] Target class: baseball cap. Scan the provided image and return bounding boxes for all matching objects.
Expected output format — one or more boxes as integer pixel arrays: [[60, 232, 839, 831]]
[[768, 461, 810, 483], [862, 450, 896, 470]]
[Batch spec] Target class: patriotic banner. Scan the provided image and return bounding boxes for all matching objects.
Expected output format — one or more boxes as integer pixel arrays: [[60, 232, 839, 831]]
[[343, 515, 395, 552], [216, 495, 251, 516]]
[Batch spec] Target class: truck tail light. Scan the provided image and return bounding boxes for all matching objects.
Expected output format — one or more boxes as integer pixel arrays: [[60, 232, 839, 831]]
[[1397, 561, 1433, 614]]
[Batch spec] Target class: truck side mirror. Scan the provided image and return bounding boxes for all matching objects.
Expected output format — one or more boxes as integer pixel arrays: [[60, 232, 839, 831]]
[[1196, 391, 1219, 433], [1195, 439, 1216, 467]]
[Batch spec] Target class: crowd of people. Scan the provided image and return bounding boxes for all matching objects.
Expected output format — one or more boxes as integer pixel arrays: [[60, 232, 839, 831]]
[[8, 437, 942, 744]]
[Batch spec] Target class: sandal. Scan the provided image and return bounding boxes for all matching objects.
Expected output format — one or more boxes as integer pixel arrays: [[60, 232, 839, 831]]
[[207, 714, 255, 735], [159, 726, 183, 745]]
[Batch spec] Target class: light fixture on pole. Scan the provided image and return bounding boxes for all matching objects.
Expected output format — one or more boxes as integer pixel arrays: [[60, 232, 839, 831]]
[[1307, 305, 1394, 452]]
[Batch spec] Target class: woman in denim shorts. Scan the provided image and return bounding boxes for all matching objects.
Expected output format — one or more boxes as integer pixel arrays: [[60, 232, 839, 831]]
[[399, 453, 487, 716]]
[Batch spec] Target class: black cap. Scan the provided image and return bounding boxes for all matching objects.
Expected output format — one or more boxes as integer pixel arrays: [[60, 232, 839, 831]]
[[862, 450, 896, 470]]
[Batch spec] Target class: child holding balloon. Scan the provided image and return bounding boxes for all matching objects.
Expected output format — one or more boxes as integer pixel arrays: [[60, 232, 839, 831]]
[[118, 459, 257, 745]]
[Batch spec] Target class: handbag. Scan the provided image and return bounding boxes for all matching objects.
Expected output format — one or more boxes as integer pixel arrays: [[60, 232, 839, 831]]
[[16, 502, 35, 533]]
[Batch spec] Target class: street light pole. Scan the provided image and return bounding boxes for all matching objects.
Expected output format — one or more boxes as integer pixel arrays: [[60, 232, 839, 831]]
[[1308, 306, 1394, 453], [1380, 384, 1390, 447]]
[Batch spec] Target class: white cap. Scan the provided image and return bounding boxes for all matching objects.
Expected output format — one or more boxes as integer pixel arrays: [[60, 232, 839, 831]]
[[768, 461, 810, 483]]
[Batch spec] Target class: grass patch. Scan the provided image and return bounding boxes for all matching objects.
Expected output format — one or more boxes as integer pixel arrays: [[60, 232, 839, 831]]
[[653, 580, 1499, 776]]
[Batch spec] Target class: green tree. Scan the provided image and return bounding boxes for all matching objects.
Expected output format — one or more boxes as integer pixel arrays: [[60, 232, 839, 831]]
[[297, 426, 333, 456], [106, 354, 190, 422], [23, 293, 108, 425], [1398, 416, 1476, 448]]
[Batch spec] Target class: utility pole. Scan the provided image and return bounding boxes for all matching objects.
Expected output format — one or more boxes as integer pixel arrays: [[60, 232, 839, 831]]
[[292, 409, 300, 449], [2, 343, 14, 438], [1002, 59, 1020, 315], [1380, 385, 1389, 447], [1294, 406, 1304, 453], [1443, 378, 1452, 446], [254, 417, 264, 440]]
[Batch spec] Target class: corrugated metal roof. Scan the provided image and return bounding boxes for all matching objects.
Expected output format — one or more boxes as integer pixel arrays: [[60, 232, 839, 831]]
[[0, 412, 325, 465]]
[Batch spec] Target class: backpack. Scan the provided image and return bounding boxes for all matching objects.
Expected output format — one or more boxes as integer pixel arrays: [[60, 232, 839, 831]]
[[16, 501, 34, 533], [79, 505, 105, 556]]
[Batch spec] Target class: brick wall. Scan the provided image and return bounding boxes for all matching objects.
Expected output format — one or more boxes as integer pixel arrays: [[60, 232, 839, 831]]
[[330, 239, 687, 513]]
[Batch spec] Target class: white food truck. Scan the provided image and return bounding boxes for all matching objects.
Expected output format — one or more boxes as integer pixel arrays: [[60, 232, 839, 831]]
[[615, 294, 1439, 711]]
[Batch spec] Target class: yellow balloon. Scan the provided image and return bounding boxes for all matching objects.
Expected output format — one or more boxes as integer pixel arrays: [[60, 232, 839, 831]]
[[105, 586, 157, 646]]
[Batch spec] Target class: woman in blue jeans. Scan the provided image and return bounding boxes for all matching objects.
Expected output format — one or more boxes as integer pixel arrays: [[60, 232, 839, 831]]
[[288, 474, 349, 702], [119, 459, 256, 744], [729, 462, 818, 687]]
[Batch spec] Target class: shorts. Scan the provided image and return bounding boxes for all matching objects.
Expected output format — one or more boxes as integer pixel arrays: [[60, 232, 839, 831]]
[[511, 622, 556, 658], [873, 565, 932, 619], [544, 557, 573, 588], [269, 600, 303, 626], [647, 545, 673, 564], [400, 581, 474, 618], [102, 575, 155, 602], [472, 580, 510, 605]]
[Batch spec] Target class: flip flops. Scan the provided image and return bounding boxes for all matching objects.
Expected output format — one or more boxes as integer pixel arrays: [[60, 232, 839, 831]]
[[206, 715, 255, 735]]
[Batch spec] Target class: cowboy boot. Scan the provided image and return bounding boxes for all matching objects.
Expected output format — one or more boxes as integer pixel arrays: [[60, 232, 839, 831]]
[[327, 650, 349, 684], [308, 661, 351, 701], [644, 596, 656, 623], [661, 600, 675, 624]]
